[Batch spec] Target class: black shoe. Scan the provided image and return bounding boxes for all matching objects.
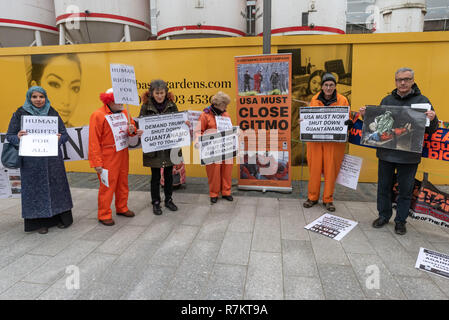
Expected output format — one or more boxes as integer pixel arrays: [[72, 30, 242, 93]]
[[165, 199, 178, 211], [38, 227, 48, 234], [372, 217, 389, 228], [222, 195, 233, 201], [210, 197, 218, 204], [153, 203, 162, 215], [395, 221, 407, 235]]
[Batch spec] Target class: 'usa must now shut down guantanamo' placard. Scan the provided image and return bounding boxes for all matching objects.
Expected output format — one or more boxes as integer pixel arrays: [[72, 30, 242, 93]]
[[300, 106, 349, 142], [140, 112, 191, 153]]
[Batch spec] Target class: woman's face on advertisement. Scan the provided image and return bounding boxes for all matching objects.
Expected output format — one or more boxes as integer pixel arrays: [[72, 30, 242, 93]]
[[309, 75, 322, 94], [37, 55, 81, 124]]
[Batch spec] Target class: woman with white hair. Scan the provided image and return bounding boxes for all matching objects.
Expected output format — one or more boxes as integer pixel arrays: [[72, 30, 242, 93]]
[[195, 91, 234, 204]]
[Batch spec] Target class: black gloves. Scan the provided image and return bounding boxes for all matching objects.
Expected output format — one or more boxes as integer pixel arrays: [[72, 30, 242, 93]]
[[344, 119, 353, 131]]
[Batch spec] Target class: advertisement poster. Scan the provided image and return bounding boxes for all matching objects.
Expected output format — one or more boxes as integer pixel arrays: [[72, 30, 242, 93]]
[[140, 112, 190, 153], [235, 54, 292, 192], [304, 213, 358, 241], [415, 248, 449, 279], [278, 45, 353, 166], [361, 105, 427, 153], [199, 128, 238, 165], [300, 106, 349, 142], [335, 154, 363, 190]]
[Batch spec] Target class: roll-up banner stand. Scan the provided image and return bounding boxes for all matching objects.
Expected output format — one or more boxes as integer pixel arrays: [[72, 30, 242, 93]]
[[235, 54, 292, 193]]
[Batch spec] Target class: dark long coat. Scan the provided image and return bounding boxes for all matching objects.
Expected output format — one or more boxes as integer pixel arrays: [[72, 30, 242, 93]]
[[138, 97, 181, 168], [6, 106, 73, 219]]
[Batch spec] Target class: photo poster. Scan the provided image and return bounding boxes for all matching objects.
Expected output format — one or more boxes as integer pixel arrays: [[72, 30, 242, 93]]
[[235, 54, 292, 192], [361, 105, 427, 153], [415, 247, 449, 280], [199, 127, 238, 165], [304, 213, 358, 241], [299, 106, 349, 142], [140, 112, 190, 153], [109, 64, 140, 106], [336, 154, 363, 190]]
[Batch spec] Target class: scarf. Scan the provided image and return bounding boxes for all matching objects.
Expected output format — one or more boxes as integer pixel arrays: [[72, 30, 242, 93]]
[[22, 86, 51, 116], [151, 97, 167, 113]]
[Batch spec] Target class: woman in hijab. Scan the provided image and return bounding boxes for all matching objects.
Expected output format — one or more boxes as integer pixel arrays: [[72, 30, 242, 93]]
[[6, 86, 73, 234]]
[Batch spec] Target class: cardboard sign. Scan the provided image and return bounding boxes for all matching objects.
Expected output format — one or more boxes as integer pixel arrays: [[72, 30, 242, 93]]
[[300, 106, 349, 142], [105, 113, 129, 152], [336, 154, 363, 190], [199, 127, 238, 165], [140, 112, 190, 153], [415, 248, 449, 279], [109, 64, 140, 106], [19, 134, 59, 157]]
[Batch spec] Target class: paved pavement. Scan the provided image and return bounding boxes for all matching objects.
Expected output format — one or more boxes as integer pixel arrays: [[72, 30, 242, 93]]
[[0, 173, 448, 300]]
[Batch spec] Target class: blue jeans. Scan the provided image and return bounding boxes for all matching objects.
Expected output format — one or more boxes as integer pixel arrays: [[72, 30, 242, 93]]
[[377, 159, 418, 223]]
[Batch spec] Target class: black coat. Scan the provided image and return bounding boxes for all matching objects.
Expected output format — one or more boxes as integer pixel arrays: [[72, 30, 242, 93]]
[[377, 83, 439, 164]]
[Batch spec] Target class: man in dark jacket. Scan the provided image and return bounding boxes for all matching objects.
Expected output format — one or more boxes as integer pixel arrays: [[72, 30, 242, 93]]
[[359, 68, 438, 235]]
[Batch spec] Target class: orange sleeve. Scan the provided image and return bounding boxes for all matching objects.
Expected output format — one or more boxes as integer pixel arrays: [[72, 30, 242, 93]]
[[88, 111, 104, 168], [193, 112, 208, 145]]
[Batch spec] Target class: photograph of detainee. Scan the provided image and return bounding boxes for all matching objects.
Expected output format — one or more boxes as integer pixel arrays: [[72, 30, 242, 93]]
[[361, 105, 427, 153], [237, 62, 289, 96], [25, 53, 82, 128], [278, 46, 352, 166], [240, 151, 289, 181]]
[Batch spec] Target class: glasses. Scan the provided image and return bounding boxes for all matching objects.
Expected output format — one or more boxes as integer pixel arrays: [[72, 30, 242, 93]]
[[395, 78, 413, 83], [323, 84, 336, 88]]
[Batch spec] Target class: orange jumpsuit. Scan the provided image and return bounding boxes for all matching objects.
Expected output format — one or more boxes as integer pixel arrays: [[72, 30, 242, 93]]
[[196, 108, 233, 198], [306, 93, 349, 203], [88, 105, 136, 221]]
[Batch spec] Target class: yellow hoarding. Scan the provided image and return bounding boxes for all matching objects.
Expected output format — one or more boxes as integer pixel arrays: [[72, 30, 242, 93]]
[[1, 32, 448, 183]]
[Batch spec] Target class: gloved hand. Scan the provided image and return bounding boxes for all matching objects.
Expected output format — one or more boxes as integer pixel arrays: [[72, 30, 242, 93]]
[[344, 119, 353, 131]]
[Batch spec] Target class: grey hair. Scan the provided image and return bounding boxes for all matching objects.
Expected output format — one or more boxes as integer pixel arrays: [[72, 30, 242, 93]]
[[149, 79, 168, 95], [211, 91, 231, 106], [395, 68, 414, 78]]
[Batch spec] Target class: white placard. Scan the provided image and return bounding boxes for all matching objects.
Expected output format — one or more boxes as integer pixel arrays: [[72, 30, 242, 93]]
[[140, 112, 190, 153], [415, 247, 449, 279], [21, 116, 58, 135], [336, 154, 363, 190], [199, 128, 238, 165], [216, 115, 233, 132], [110, 64, 140, 106], [19, 134, 58, 157], [304, 213, 358, 241], [105, 113, 129, 152], [100, 168, 109, 188], [411, 103, 431, 127], [187, 110, 202, 138], [300, 106, 350, 142]]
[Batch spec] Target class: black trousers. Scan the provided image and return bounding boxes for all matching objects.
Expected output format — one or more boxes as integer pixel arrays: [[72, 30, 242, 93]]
[[150, 166, 173, 204], [377, 159, 418, 223]]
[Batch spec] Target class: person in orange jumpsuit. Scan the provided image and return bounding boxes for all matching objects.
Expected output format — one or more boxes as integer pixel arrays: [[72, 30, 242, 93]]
[[89, 88, 143, 226], [303, 73, 350, 212], [194, 91, 234, 204]]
